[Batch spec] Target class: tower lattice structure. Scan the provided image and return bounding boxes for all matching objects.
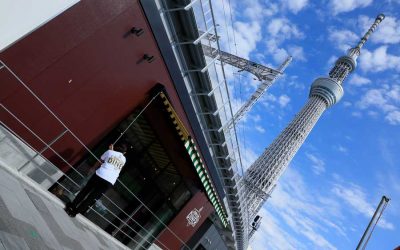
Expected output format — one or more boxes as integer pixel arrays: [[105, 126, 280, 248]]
[[244, 14, 385, 235]]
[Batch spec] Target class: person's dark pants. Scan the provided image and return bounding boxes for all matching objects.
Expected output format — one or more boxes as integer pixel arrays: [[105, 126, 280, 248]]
[[66, 174, 112, 215]]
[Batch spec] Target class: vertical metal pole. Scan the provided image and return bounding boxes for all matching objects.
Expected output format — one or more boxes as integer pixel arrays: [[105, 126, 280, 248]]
[[356, 195, 390, 250]]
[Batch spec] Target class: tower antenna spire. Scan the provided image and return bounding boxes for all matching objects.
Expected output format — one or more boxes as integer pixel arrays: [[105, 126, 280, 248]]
[[329, 14, 385, 84], [349, 14, 385, 58], [355, 14, 385, 51]]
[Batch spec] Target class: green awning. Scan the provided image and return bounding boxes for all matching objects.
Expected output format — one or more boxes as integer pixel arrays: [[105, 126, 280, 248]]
[[160, 92, 228, 227]]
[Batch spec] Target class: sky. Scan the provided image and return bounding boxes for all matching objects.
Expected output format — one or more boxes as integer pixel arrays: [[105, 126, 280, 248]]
[[208, 0, 400, 249]]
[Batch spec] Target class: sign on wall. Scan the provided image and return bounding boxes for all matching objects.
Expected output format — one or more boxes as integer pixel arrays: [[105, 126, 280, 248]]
[[186, 207, 204, 227], [156, 192, 214, 249]]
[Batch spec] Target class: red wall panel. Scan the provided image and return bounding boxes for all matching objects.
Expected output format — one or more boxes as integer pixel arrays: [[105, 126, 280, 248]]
[[0, 0, 195, 170], [156, 191, 214, 249], [0, 0, 134, 82]]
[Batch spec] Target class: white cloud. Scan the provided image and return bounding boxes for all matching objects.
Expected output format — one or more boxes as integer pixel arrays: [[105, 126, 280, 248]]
[[337, 145, 348, 153], [352, 111, 362, 117], [332, 182, 395, 230], [267, 18, 304, 40], [358, 89, 390, 110], [250, 208, 303, 250], [258, 168, 339, 250], [266, 18, 304, 63], [278, 94, 291, 108], [229, 85, 246, 113], [287, 75, 305, 90], [306, 153, 326, 175], [343, 101, 352, 107], [367, 110, 379, 118], [265, 93, 277, 102], [251, 166, 397, 250], [386, 110, 400, 125], [359, 46, 400, 72], [243, 0, 263, 21], [264, 3, 279, 17], [255, 125, 266, 134], [388, 83, 400, 100], [327, 55, 338, 69], [211, 0, 263, 59], [288, 45, 306, 61], [261, 93, 277, 110], [357, 84, 400, 125], [328, 28, 359, 52], [280, 0, 309, 14], [329, 0, 373, 15], [243, 0, 279, 21], [251, 114, 262, 122], [349, 73, 371, 86], [203, 0, 234, 53], [240, 146, 259, 172], [267, 41, 290, 63], [261, 93, 291, 112], [359, 15, 400, 44], [233, 21, 262, 58], [377, 138, 397, 168]]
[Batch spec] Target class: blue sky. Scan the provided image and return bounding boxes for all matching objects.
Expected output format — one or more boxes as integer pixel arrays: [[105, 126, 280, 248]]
[[210, 0, 400, 249]]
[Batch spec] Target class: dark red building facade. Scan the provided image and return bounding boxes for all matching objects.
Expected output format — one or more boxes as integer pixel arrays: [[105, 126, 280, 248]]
[[0, 0, 227, 249]]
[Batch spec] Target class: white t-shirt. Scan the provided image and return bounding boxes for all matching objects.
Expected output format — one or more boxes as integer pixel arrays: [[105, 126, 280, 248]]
[[96, 150, 126, 185]]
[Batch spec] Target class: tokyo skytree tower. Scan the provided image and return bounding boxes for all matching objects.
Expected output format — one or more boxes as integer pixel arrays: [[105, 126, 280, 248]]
[[244, 14, 385, 225]]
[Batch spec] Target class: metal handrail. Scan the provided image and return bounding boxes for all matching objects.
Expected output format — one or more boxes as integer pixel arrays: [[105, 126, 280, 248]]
[[0, 62, 190, 248]]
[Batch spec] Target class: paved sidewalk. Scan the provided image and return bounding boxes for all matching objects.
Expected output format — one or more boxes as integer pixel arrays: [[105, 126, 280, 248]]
[[0, 163, 129, 250]]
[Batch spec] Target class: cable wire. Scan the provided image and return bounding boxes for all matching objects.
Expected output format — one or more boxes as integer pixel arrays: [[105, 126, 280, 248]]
[[113, 92, 161, 145]]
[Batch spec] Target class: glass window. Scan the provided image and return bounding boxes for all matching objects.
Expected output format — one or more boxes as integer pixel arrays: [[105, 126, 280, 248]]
[[51, 108, 193, 248]]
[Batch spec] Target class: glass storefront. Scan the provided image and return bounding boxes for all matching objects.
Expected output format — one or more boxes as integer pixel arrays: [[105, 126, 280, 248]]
[[50, 108, 192, 248]]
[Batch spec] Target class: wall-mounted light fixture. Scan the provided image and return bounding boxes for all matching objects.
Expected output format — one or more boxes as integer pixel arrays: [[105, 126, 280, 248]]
[[130, 27, 144, 36]]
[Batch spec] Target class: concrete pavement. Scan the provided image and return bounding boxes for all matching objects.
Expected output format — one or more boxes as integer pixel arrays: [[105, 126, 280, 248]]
[[0, 162, 130, 250]]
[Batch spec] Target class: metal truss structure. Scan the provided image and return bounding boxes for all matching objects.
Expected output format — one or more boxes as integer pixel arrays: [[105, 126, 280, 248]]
[[201, 44, 286, 81], [244, 14, 385, 234], [220, 55, 292, 131], [201, 42, 292, 132]]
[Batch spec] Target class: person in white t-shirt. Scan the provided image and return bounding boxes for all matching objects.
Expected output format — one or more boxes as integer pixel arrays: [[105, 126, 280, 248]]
[[65, 143, 127, 217]]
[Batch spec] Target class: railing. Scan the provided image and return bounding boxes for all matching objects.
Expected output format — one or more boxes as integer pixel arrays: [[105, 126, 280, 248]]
[[0, 60, 188, 250]]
